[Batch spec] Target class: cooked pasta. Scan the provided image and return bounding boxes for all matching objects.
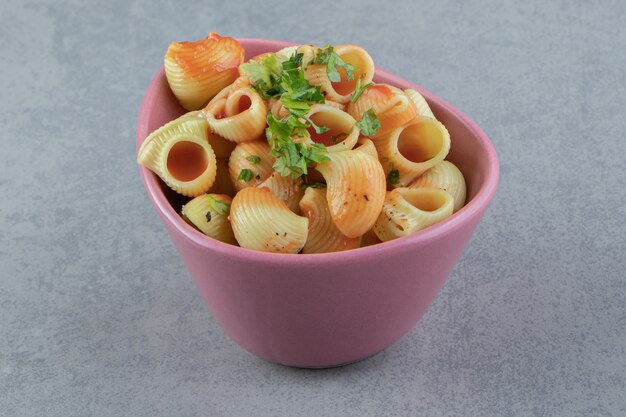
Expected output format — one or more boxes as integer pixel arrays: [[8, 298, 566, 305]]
[[373, 188, 454, 241], [315, 149, 386, 238], [404, 89, 436, 119], [181, 194, 237, 245], [347, 84, 417, 138], [299, 188, 361, 253], [375, 117, 451, 187], [257, 171, 304, 213], [304, 45, 375, 103], [141, 35, 470, 253], [228, 140, 275, 191], [409, 160, 466, 212], [230, 187, 309, 253], [137, 112, 217, 197], [204, 84, 268, 142], [164, 33, 244, 111]]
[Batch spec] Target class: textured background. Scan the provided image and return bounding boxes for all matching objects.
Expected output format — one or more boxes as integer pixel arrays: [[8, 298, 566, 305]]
[[1, 0, 625, 416]]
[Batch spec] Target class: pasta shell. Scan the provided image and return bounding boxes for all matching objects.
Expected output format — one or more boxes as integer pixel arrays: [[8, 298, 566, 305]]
[[228, 140, 275, 191], [304, 104, 359, 152], [257, 171, 304, 214], [299, 188, 361, 253], [164, 33, 244, 111], [315, 149, 386, 238], [230, 187, 309, 253], [355, 137, 378, 159], [204, 85, 268, 142], [409, 161, 466, 212], [404, 88, 436, 119], [373, 188, 454, 242], [208, 158, 236, 197], [375, 117, 451, 187], [347, 84, 417, 138], [137, 112, 217, 197], [304, 44, 375, 103], [181, 194, 237, 245]]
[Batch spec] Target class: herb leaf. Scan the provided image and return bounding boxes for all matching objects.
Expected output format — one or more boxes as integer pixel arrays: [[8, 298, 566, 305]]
[[246, 155, 261, 164], [356, 109, 381, 136], [313, 45, 356, 83], [237, 168, 255, 183], [206, 195, 230, 215], [351, 78, 373, 103], [388, 169, 400, 185]]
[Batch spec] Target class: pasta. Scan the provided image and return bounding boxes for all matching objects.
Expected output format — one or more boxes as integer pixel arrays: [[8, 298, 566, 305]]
[[228, 140, 275, 191], [164, 33, 244, 111], [230, 187, 309, 253], [375, 117, 451, 187], [140, 35, 469, 253], [137, 111, 217, 197], [373, 188, 454, 241], [181, 194, 237, 244], [299, 187, 361, 253], [409, 160, 467, 212], [315, 149, 386, 238]]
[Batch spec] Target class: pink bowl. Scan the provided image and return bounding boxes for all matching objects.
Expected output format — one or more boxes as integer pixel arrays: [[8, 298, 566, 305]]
[[136, 38, 499, 368]]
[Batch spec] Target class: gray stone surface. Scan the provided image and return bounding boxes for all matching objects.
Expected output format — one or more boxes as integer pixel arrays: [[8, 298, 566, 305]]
[[1, 0, 625, 415]]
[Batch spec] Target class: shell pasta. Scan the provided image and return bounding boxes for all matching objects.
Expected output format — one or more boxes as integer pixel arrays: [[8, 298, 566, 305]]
[[138, 34, 469, 253]]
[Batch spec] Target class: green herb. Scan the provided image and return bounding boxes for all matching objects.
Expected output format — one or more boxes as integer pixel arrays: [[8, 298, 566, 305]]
[[240, 54, 282, 98], [351, 78, 373, 103], [330, 131, 349, 144], [246, 155, 261, 164], [301, 182, 327, 189], [237, 168, 255, 183], [206, 195, 230, 216], [313, 45, 356, 83], [356, 109, 381, 136], [388, 169, 400, 185]]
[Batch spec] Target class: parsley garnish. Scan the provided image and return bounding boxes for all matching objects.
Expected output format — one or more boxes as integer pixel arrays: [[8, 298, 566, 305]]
[[206, 195, 230, 215], [237, 168, 255, 183], [301, 182, 327, 189], [313, 45, 356, 83], [351, 78, 373, 103], [356, 109, 381, 136], [388, 169, 400, 185], [246, 155, 261, 164]]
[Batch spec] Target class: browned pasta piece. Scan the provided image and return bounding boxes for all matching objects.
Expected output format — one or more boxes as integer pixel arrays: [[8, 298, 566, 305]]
[[299, 188, 361, 253], [373, 188, 454, 241], [228, 141, 275, 191], [137, 112, 217, 197], [375, 117, 451, 187], [230, 187, 309, 253], [409, 161, 466, 212], [304, 45, 375, 103], [257, 171, 304, 213], [315, 149, 386, 238], [181, 194, 237, 245], [347, 84, 417, 138], [164, 33, 244, 111]]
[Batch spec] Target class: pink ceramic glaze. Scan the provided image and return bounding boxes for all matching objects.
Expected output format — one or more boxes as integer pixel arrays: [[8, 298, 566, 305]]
[[136, 38, 499, 368]]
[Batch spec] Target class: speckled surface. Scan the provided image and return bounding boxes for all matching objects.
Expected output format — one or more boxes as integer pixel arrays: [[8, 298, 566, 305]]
[[1, 0, 625, 415]]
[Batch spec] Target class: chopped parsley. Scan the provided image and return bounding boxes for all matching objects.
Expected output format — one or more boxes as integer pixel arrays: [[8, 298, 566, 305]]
[[356, 109, 381, 136], [237, 168, 255, 183], [246, 155, 261, 164], [312, 45, 356, 83], [388, 169, 400, 185], [351, 78, 373, 103], [206, 195, 230, 216], [330, 132, 349, 144]]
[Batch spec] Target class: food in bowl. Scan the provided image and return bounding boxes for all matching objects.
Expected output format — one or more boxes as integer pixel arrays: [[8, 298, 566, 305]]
[[137, 33, 467, 254]]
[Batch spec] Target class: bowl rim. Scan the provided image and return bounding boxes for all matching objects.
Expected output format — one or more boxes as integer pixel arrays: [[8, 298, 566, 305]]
[[136, 37, 499, 267]]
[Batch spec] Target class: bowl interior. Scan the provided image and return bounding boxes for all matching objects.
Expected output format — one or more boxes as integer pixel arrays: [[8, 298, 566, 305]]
[[136, 38, 498, 260]]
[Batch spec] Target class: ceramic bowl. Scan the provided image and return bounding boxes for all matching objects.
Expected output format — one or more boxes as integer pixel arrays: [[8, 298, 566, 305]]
[[136, 38, 499, 368]]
